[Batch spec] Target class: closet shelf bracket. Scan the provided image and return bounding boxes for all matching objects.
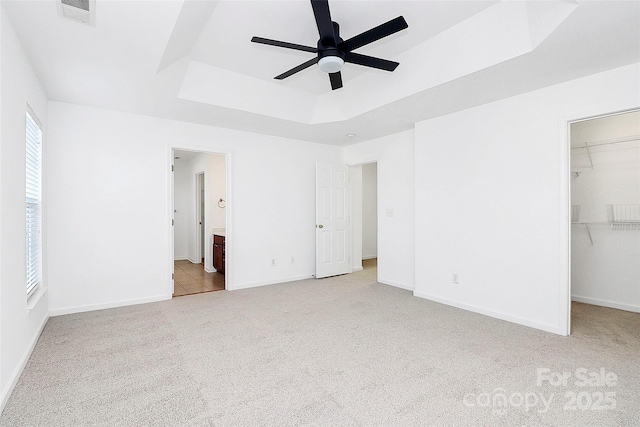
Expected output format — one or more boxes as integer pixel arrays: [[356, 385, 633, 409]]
[[585, 224, 594, 246]]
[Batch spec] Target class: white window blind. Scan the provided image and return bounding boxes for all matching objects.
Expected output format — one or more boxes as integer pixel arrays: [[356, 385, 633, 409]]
[[26, 110, 42, 297]]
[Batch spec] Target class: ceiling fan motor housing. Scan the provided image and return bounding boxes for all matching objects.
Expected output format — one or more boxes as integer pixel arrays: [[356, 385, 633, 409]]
[[318, 22, 345, 58], [317, 22, 345, 73], [318, 47, 345, 60]]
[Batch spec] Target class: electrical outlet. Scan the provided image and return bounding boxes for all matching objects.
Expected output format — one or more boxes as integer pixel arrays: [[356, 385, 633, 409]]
[[291, 256, 295, 264], [452, 273, 459, 284], [271, 258, 276, 267]]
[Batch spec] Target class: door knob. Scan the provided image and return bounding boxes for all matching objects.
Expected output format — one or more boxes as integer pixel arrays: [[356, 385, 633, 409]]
[[318, 224, 324, 228]]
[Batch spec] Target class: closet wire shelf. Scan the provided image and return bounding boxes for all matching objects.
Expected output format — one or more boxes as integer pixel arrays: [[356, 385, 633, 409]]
[[611, 204, 640, 230], [571, 204, 640, 245]]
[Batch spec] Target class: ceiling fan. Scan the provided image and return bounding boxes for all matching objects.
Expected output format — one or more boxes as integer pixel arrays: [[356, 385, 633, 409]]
[[251, 0, 408, 90]]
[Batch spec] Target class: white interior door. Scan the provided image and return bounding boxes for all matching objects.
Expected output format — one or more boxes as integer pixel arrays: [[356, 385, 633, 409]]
[[316, 162, 350, 278]]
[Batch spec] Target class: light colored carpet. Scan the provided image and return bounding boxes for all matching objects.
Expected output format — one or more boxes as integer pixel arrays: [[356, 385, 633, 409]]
[[2, 262, 639, 426]]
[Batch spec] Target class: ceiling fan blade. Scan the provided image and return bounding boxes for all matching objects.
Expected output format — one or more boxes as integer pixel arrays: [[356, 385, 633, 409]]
[[251, 37, 317, 53], [344, 52, 399, 71], [311, 0, 336, 46], [275, 58, 318, 80], [340, 16, 408, 52], [329, 72, 343, 90]]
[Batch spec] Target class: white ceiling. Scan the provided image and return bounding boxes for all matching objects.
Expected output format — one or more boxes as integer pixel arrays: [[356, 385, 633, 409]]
[[173, 149, 202, 161], [189, 1, 498, 95], [3, 0, 639, 146]]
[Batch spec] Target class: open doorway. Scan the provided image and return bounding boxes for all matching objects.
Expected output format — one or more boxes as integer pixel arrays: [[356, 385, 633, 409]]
[[569, 109, 640, 335], [172, 149, 227, 296], [362, 163, 378, 277], [351, 162, 378, 281]]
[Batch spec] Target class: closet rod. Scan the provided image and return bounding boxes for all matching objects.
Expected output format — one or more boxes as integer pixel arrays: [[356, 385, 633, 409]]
[[571, 135, 640, 149]]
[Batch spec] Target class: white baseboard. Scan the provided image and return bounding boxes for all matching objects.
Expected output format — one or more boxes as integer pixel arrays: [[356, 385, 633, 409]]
[[572, 295, 640, 313], [174, 256, 189, 261], [379, 278, 414, 291], [352, 267, 364, 272], [187, 257, 200, 264], [0, 313, 49, 414], [362, 255, 377, 260], [413, 291, 565, 336], [50, 294, 171, 317], [204, 266, 215, 273], [229, 275, 314, 291]]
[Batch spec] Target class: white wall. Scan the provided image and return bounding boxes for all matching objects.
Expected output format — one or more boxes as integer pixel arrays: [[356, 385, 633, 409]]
[[173, 157, 189, 260], [362, 163, 378, 259], [0, 8, 49, 412], [46, 101, 342, 315], [344, 130, 415, 291], [570, 111, 640, 312], [414, 63, 640, 335], [208, 154, 226, 231]]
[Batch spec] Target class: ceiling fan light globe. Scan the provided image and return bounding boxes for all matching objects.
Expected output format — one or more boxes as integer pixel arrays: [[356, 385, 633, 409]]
[[318, 56, 344, 73]]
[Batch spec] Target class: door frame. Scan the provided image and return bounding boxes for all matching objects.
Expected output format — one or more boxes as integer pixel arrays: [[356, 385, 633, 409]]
[[168, 147, 232, 297], [348, 160, 379, 279], [195, 171, 205, 263], [560, 107, 640, 336]]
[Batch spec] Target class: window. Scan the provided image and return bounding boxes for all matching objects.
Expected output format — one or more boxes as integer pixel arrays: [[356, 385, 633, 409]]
[[26, 109, 42, 298]]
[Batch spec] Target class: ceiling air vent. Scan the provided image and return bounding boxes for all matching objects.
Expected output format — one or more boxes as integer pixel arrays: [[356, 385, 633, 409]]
[[57, 0, 95, 26]]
